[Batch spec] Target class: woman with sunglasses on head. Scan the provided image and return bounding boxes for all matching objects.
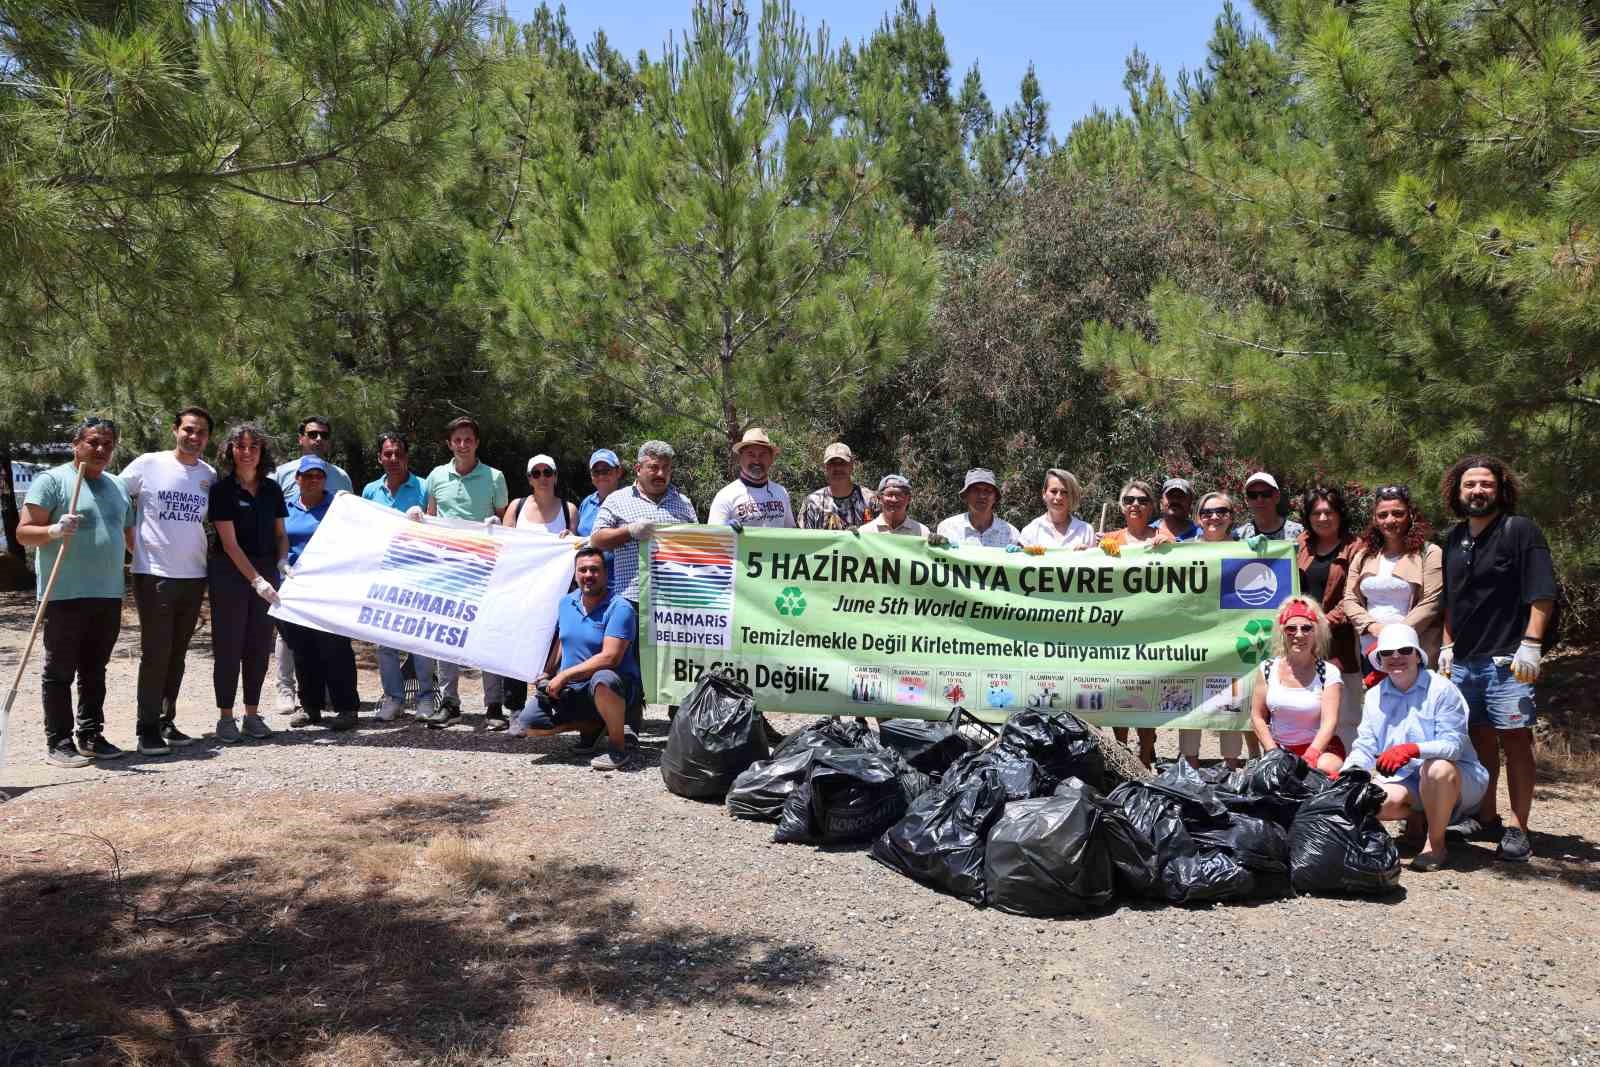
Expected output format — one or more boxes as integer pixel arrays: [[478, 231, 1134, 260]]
[[1340, 623, 1488, 871], [1341, 484, 1444, 673], [1175, 492, 1264, 768], [1295, 485, 1365, 744], [1250, 596, 1346, 777]]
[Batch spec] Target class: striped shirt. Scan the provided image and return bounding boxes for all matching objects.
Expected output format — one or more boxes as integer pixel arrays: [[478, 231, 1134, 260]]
[[594, 482, 697, 601]]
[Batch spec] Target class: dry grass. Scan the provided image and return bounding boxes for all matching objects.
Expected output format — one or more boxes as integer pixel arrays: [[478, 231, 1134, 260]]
[[0, 793, 832, 1066], [1534, 643, 1600, 781]]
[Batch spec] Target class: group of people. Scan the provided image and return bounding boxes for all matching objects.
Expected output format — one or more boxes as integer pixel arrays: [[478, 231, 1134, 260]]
[[18, 415, 1556, 862]]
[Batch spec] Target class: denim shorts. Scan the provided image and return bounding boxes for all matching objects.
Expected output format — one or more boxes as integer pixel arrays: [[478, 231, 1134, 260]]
[[538, 670, 639, 725], [1451, 656, 1536, 731], [1393, 759, 1490, 824]]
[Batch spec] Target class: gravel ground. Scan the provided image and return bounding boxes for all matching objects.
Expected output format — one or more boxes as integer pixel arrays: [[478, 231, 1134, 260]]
[[2, 593, 1597, 1065]]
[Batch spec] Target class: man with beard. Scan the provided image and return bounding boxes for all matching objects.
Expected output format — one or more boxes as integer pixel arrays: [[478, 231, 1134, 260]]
[[709, 429, 795, 529], [1437, 455, 1556, 863]]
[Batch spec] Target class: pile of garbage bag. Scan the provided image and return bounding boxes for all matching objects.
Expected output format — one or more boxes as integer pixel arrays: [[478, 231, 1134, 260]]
[[660, 671, 770, 800]]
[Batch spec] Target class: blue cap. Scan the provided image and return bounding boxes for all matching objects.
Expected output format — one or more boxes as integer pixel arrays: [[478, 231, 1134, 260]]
[[588, 449, 621, 469], [297, 455, 330, 476]]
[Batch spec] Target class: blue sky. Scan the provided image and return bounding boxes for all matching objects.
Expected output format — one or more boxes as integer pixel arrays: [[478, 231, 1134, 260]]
[[498, 1, 1258, 129]]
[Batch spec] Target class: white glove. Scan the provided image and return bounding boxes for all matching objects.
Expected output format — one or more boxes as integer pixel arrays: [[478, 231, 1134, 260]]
[[251, 575, 281, 606], [484, 516, 501, 528], [1511, 640, 1542, 684], [1436, 643, 1455, 677], [277, 557, 290, 579], [46, 513, 81, 540], [626, 519, 657, 542], [405, 506, 423, 522]]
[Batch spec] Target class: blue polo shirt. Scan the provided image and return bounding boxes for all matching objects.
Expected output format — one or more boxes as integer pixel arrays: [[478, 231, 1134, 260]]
[[557, 588, 639, 687], [576, 490, 615, 582], [362, 473, 427, 513], [285, 496, 332, 566]]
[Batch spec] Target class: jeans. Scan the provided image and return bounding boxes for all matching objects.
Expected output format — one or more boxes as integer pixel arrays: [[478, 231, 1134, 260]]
[[40, 598, 122, 749], [1452, 656, 1537, 730], [275, 619, 359, 715], [377, 647, 435, 703], [132, 574, 206, 733], [426, 658, 502, 709], [208, 555, 277, 709]]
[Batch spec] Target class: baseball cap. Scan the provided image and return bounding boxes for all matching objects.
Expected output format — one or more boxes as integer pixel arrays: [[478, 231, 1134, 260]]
[[526, 453, 557, 475], [960, 468, 999, 496], [1162, 477, 1194, 499], [588, 448, 620, 469], [1244, 471, 1280, 492], [877, 474, 910, 492], [823, 442, 854, 464], [296, 455, 329, 476]]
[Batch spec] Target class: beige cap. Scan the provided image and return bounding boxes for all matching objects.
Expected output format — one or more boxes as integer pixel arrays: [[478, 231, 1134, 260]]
[[823, 442, 854, 463], [733, 428, 777, 454]]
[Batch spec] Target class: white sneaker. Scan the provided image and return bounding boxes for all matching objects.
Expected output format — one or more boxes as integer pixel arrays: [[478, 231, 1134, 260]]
[[273, 687, 298, 715], [376, 696, 403, 722]]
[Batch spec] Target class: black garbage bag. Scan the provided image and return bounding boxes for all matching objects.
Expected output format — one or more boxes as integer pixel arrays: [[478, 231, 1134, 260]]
[[1054, 778, 1160, 898], [984, 780, 1126, 917], [660, 671, 770, 800], [1219, 748, 1335, 826], [774, 749, 926, 845], [1109, 772, 1262, 903], [1289, 769, 1401, 896], [877, 718, 970, 777], [1191, 812, 1292, 899], [870, 763, 1010, 905], [771, 717, 873, 760], [942, 746, 1045, 801], [997, 710, 1108, 792], [727, 746, 840, 822]]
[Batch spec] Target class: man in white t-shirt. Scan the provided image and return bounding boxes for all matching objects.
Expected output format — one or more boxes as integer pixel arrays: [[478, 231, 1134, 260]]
[[708, 428, 796, 529], [121, 406, 217, 753], [859, 474, 928, 536]]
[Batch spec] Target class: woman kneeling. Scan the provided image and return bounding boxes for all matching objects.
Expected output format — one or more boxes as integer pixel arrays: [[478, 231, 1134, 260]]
[[1340, 623, 1490, 871]]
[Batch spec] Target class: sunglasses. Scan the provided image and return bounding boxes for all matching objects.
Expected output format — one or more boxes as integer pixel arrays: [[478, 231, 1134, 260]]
[[1121, 496, 1151, 506], [1198, 506, 1232, 518], [529, 468, 556, 478], [1283, 624, 1315, 636], [1245, 488, 1276, 500], [1376, 484, 1410, 499], [1378, 647, 1417, 659], [303, 429, 330, 440]]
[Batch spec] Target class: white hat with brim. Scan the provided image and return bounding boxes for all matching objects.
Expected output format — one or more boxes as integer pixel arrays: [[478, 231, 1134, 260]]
[[1373, 622, 1427, 669]]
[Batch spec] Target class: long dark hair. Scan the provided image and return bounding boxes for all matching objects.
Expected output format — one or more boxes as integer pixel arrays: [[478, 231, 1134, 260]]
[[1358, 484, 1431, 557], [1299, 484, 1351, 540], [1441, 454, 1521, 518]]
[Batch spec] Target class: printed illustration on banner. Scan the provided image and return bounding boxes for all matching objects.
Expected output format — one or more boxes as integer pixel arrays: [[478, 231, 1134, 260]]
[[938, 669, 977, 710], [1025, 672, 1068, 710], [1220, 557, 1293, 610], [983, 671, 1020, 710], [650, 530, 736, 650], [381, 526, 501, 599], [1112, 676, 1155, 714], [1198, 674, 1239, 714], [1071, 674, 1111, 712], [893, 669, 931, 707], [850, 666, 887, 704], [1157, 677, 1199, 714]]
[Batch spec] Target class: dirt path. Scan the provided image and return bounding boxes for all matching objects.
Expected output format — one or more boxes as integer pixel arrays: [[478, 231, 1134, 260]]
[[1, 592, 1597, 1065]]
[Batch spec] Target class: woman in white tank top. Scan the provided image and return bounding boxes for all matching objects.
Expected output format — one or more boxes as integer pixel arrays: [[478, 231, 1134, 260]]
[[1249, 596, 1346, 777], [1341, 485, 1443, 668], [508, 453, 577, 536]]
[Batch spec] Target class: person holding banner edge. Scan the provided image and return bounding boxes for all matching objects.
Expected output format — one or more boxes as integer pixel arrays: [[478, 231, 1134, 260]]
[[1178, 490, 1262, 768], [859, 474, 927, 536], [18, 418, 134, 766], [206, 422, 288, 744], [362, 431, 433, 722], [588, 440, 698, 607], [279, 457, 361, 731], [1018, 469, 1094, 548], [935, 468, 1018, 548]]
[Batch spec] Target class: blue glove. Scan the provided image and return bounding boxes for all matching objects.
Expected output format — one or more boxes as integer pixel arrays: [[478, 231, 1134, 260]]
[[1005, 543, 1023, 553]]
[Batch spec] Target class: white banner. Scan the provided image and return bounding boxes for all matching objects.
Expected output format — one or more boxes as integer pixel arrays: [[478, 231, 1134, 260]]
[[271, 494, 575, 680]]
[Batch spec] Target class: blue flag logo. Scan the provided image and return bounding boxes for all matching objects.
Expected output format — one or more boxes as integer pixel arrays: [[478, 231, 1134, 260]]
[[1220, 558, 1292, 610]]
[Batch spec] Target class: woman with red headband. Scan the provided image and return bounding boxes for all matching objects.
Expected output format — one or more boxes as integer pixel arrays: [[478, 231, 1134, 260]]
[[1249, 596, 1346, 776]]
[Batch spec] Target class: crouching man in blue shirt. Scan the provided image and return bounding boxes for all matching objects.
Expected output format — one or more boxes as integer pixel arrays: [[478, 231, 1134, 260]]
[[1340, 623, 1490, 872], [509, 544, 640, 771]]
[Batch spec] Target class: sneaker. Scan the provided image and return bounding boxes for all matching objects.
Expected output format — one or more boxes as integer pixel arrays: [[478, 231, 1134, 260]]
[[289, 710, 322, 728], [327, 710, 358, 732], [74, 733, 125, 759], [571, 728, 606, 754], [414, 694, 436, 723], [484, 704, 508, 732], [47, 742, 93, 768], [274, 688, 299, 715], [137, 732, 172, 756], [161, 724, 197, 747], [1446, 814, 1504, 841], [241, 713, 273, 740], [591, 746, 637, 772], [215, 717, 242, 744], [375, 696, 403, 722], [423, 700, 461, 729], [624, 725, 639, 750], [1497, 826, 1533, 863]]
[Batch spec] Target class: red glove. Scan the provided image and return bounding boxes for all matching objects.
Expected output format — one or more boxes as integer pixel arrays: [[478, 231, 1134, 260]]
[[1376, 743, 1421, 774], [1302, 746, 1323, 769]]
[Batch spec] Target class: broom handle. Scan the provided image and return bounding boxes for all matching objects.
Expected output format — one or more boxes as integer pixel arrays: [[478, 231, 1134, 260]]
[[0, 463, 86, 773]]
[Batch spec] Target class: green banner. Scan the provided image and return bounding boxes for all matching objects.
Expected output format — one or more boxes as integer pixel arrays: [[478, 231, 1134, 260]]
[[639, 527, 1298, 727]]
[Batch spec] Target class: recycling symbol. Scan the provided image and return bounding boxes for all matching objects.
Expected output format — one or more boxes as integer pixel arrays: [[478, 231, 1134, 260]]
[[1236, 618, 1271, 664], [775, 586, 807, 617]]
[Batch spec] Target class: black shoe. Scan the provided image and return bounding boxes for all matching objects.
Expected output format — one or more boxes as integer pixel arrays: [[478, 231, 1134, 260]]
[[425, 701, 462, 729], [47, 742, 93, 768], [136, 732, 172, 756], [327, 710, 358, 732], [484, 704, 508, 732], [74, 733, 125, 760], [160, 724, 197, 747]]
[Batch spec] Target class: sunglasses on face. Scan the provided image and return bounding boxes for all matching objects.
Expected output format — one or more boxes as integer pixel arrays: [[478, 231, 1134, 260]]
[[1283, 624, 1314, 636], [1378, 647, 1416, 659], [529, 469, 555, 478], [1198, 506, 1232, 518], [1246, 489, 1276, 500], [1121, 496, 1151, 506], [303, 429, 330, 440]]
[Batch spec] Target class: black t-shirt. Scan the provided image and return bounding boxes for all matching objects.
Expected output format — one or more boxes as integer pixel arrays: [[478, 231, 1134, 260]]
[[1442, 514, 1558, 659], [208, 474, 288, 560], [1300, 546, 1339, 605]]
